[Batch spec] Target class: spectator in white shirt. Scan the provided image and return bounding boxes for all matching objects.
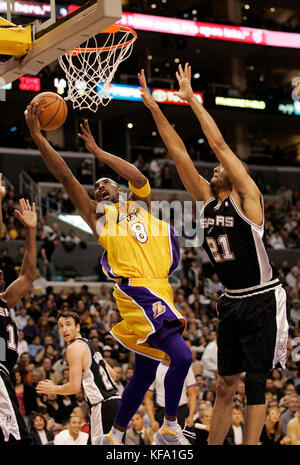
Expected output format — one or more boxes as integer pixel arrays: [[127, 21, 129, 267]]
[[145, 355, 197, 431], [17, 329, 29, 356], [290, 301, 300, 331], [32, 268, 48, 296], [201, 331, 218, 384], [15, 306, 30, 330], [269, 231, 285, 250], [53, 414, 89, 445], [205, 273, 224, 297], [286, 266, 299, 290]]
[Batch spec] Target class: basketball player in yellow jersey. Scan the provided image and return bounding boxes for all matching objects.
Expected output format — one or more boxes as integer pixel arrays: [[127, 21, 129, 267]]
[[25, 104, 191, 445]]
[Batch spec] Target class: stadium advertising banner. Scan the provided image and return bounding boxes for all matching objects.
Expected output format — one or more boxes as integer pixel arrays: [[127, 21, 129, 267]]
[[215, 96, 266, 110], [152, 88, 204, 105], [119, 12, 300, 49]]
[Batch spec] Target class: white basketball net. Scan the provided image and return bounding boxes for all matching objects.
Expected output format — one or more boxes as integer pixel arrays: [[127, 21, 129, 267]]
[[58, 28, 137, 112]]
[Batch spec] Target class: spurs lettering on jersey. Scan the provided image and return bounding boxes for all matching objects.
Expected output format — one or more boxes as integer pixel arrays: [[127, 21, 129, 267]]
[[200, 215, 234, 229]]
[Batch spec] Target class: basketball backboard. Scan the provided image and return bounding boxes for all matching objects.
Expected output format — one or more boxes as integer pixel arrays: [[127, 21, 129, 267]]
[[0, 0, 122, 85]]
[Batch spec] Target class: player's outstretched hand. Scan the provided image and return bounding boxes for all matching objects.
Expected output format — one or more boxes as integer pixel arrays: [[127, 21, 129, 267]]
[[36, 379, 56, 395], [14, 198, 37, 229], [0, 173, 6, 200], [138, 69, 157, 110], [24, 102, 43, 135], [78, 119, 98, 154], [175, 63, 194, 103]]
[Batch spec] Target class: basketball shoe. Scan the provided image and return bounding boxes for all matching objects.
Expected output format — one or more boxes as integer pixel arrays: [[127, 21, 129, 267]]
[[153, 423, 190, 445]]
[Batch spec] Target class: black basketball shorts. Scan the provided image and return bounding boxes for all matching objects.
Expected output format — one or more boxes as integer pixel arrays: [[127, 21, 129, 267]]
[[216, 282, 289, 376]]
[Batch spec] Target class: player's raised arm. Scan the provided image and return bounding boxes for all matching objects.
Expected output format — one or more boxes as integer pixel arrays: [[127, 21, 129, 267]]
[[176, 63, 260, 200], [138, 69, 212, 203], [25, 104, 98, 236], [78, 119, 152, 209], [1, 199, 36, 309]]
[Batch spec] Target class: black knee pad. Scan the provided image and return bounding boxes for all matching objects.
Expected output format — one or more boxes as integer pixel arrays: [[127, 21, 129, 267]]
[[245, 371, 267, 405]]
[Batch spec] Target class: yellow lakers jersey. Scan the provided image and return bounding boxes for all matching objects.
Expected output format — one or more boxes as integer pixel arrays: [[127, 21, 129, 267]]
[[98, 201, 179, 280]]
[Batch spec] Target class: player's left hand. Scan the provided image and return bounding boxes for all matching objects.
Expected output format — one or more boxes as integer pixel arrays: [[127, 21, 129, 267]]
[[36, 379, 56, 395], [14, 199, 37, 229], [185, 416, 194, 428], [78, 119, 98, 153], [175, 63, 194, 103], [138, 69, 157, 110]]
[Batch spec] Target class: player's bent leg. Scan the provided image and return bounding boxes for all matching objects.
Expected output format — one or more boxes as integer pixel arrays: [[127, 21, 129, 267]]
[[208, 373, 241, 445], [94, 354, 159, 445], [153, 333, 192, 445], [243, 371, 268, 445]]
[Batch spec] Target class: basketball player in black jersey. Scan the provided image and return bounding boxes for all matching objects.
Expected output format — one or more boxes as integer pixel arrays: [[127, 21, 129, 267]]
[[139, 65, 289, 445], [36, 310, 121, 444], [0, 198, 37, 444]]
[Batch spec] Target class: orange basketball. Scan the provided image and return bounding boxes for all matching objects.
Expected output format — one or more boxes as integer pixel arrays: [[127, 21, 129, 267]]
[[30, 92, 68, 131]]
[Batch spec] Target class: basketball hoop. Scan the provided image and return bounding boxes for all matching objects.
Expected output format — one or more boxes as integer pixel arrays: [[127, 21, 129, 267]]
[[58, 25, 137, 112]]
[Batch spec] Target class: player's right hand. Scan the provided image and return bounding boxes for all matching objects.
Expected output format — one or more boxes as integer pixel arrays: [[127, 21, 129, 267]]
[[24, 102, 43, 135]]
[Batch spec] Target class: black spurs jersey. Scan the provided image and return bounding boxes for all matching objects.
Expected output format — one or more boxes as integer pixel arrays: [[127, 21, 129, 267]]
[[201, 194, 275, 290], [0, 298, 18, 376], [75, 338, 118, 407]]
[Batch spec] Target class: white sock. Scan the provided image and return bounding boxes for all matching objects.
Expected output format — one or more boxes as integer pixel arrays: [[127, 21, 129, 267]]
[[164, 418, 177, 431], [111, 426, 124, 444]]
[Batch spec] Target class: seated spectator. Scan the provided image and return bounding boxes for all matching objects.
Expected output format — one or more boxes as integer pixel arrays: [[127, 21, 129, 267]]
[[39, 357, 61, 384], [259, 406, 285, 445], [286, 407, 300, 445], [224, 405, 244, 445], [60, 228, 81, 253], [43, 344, 58, 364], [268, 230, 285, 249], [71, 406, 90, 435], [23, 317, 40, 344], [17, 329, 29, 357], [15, 306, 30, 331], [290, 299, 300, 328], [112, 365, 125, 397], [30, 412, 55, 445], [17, 352, 35, 384], [281, 394, 300, 435], [11, 369, 37, 428], [28, 335, 44, 360], [44, 393, 75, 427], [286, 364, 300, 387], [189, 406, 212, 445], [53, 414, 89, 445], [32, 268, 48, 296], [125, 411, 154, 445]]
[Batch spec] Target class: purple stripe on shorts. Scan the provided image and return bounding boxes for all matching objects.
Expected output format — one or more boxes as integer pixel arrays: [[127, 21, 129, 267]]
[[118, 283, 183, 334], [168, 225, 180, 276], [100, 251, 121, 280]]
